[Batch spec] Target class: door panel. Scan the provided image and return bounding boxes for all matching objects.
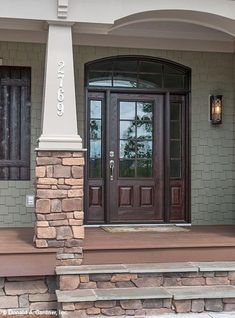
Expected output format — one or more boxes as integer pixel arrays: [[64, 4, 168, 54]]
[[108, 94, 164, 222]]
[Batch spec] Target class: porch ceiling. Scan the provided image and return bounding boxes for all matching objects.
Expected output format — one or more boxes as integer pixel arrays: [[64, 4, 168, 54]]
[[0, 6, 235, 52], [72, 9, 235, 52]]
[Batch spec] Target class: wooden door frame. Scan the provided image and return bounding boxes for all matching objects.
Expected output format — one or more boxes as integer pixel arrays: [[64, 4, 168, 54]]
[[84, 87, 191, 225]]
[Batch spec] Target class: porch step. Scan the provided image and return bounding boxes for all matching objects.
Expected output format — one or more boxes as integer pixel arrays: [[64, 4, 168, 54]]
[[56, 262, 235, 316], [56, 261, 235, 275], [56, 285, 235, 303], [56, 287, 171, 302], [57, 286, 235, 317]]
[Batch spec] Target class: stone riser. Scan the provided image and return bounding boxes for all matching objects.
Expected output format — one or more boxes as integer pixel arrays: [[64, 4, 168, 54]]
[[59, 298, 235, 316], [59, 271, 235, 290]]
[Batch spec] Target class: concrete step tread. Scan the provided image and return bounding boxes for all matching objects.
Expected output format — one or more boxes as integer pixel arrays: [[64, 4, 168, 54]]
[[56, 287, 172, 302], [56, 285, 235, 303], [167, 285, 235, 300], [56, 261, 235, 275]]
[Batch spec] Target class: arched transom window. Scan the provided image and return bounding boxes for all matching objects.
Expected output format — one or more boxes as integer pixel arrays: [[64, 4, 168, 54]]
[[86, 56, 190, 90]]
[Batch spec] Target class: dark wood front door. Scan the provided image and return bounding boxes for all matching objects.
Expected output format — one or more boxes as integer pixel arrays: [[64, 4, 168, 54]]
[[86, 91, 189, 224], [108, 94, 164, 222]]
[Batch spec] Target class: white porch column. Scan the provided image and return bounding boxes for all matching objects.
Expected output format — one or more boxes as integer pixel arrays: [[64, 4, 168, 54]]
[[38, 22, 82, 150]]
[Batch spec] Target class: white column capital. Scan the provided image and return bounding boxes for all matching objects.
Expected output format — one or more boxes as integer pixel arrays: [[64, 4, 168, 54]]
[[46, 20, 75, 27], [38, 23, 83, 151]]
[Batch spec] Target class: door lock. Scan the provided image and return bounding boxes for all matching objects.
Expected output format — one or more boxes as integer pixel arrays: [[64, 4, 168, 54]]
[[110, 160, 115, 181], [109, 151, 114, 158]]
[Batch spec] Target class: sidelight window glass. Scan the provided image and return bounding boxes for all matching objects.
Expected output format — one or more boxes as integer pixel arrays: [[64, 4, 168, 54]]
[[89, 100, 103, 178], [170, 101, 182, 179]]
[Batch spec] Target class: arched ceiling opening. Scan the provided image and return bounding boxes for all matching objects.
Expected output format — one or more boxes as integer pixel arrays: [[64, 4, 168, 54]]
[[73, 9, 235, 52], [110, 10, 235, 38]]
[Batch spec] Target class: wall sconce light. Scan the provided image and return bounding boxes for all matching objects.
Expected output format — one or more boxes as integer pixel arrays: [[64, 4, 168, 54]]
[[210, 95, 222, 125]]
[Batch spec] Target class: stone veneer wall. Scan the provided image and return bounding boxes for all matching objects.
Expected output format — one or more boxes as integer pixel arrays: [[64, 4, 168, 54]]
[[74, 46, 235, 225], [35, 151, 85, 266], [0, 276, 56, 315], [0, 41, 45, 227]]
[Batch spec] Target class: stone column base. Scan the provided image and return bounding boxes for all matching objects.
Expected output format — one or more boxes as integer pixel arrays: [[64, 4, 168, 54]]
[[35, 151, 85, 266]]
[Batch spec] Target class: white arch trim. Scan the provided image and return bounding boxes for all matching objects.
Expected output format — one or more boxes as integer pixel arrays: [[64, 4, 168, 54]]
[[109, 10, 235, 38]]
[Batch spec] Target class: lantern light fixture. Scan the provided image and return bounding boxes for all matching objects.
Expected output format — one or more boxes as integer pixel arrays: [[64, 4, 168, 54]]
[[210, 95, 222, 125]]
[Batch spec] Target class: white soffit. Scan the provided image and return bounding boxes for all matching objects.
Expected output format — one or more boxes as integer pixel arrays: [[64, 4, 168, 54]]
[[108, 21, 234, 42], [72, 20, 235, 53], [0, 17, 234, 53], [0, 18, 45, 31], [73, 33, 235, 53]]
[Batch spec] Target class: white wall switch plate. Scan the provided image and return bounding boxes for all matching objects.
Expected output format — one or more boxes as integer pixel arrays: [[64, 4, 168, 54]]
[[26, 195, 35, 207]]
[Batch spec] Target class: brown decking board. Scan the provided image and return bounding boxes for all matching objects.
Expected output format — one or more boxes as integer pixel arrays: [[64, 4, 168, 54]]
[[83, 225, 235, 264], [0, 228, 57, 276], [1, 226, 235, 273]]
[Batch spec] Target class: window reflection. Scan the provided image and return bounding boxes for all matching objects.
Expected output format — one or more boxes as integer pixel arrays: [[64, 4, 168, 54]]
[[119, 159, 135, 177], [137, 160, 152, 177], [137, 102, 152, 121], [120, 121, 135, 139], [90, 140, 101, 158], [119, 100, 153, 178], [120, 140, 136, 159], [120, 102, 135, 120], [90, 120, 101, 139], [137, 122, 152, 139], [89, 72, 112, 87], [90, 100, 101, 118], [137, 141, 152, 158], [113, 73, 138, 88]]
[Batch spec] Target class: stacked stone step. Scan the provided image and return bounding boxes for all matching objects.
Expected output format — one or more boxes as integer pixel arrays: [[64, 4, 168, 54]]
[[55, 262, 235, 317], [35, 151, 85, 266]]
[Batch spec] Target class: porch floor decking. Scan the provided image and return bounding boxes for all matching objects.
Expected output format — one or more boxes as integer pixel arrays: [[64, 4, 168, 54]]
[[83, 225, 235, 264], [0, 228, 57, 277], [1, 226, 235, 276]]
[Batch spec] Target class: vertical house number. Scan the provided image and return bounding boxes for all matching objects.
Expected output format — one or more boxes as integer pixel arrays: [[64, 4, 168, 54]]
[[57, 60, 65, 116]]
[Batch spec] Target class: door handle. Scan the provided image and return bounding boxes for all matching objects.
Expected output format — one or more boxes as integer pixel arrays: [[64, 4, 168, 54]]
[[110, 160, 115, 181]]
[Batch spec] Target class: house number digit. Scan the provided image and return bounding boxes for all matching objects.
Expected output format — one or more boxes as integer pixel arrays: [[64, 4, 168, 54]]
[[57, 60, 65, 116]]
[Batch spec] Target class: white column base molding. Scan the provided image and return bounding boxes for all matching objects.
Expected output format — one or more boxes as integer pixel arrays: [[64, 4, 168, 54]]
[[37, 134, 85, 151]]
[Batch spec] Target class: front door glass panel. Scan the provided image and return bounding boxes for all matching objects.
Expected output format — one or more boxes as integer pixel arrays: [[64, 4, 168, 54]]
[[119, 101, 153, 178]]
